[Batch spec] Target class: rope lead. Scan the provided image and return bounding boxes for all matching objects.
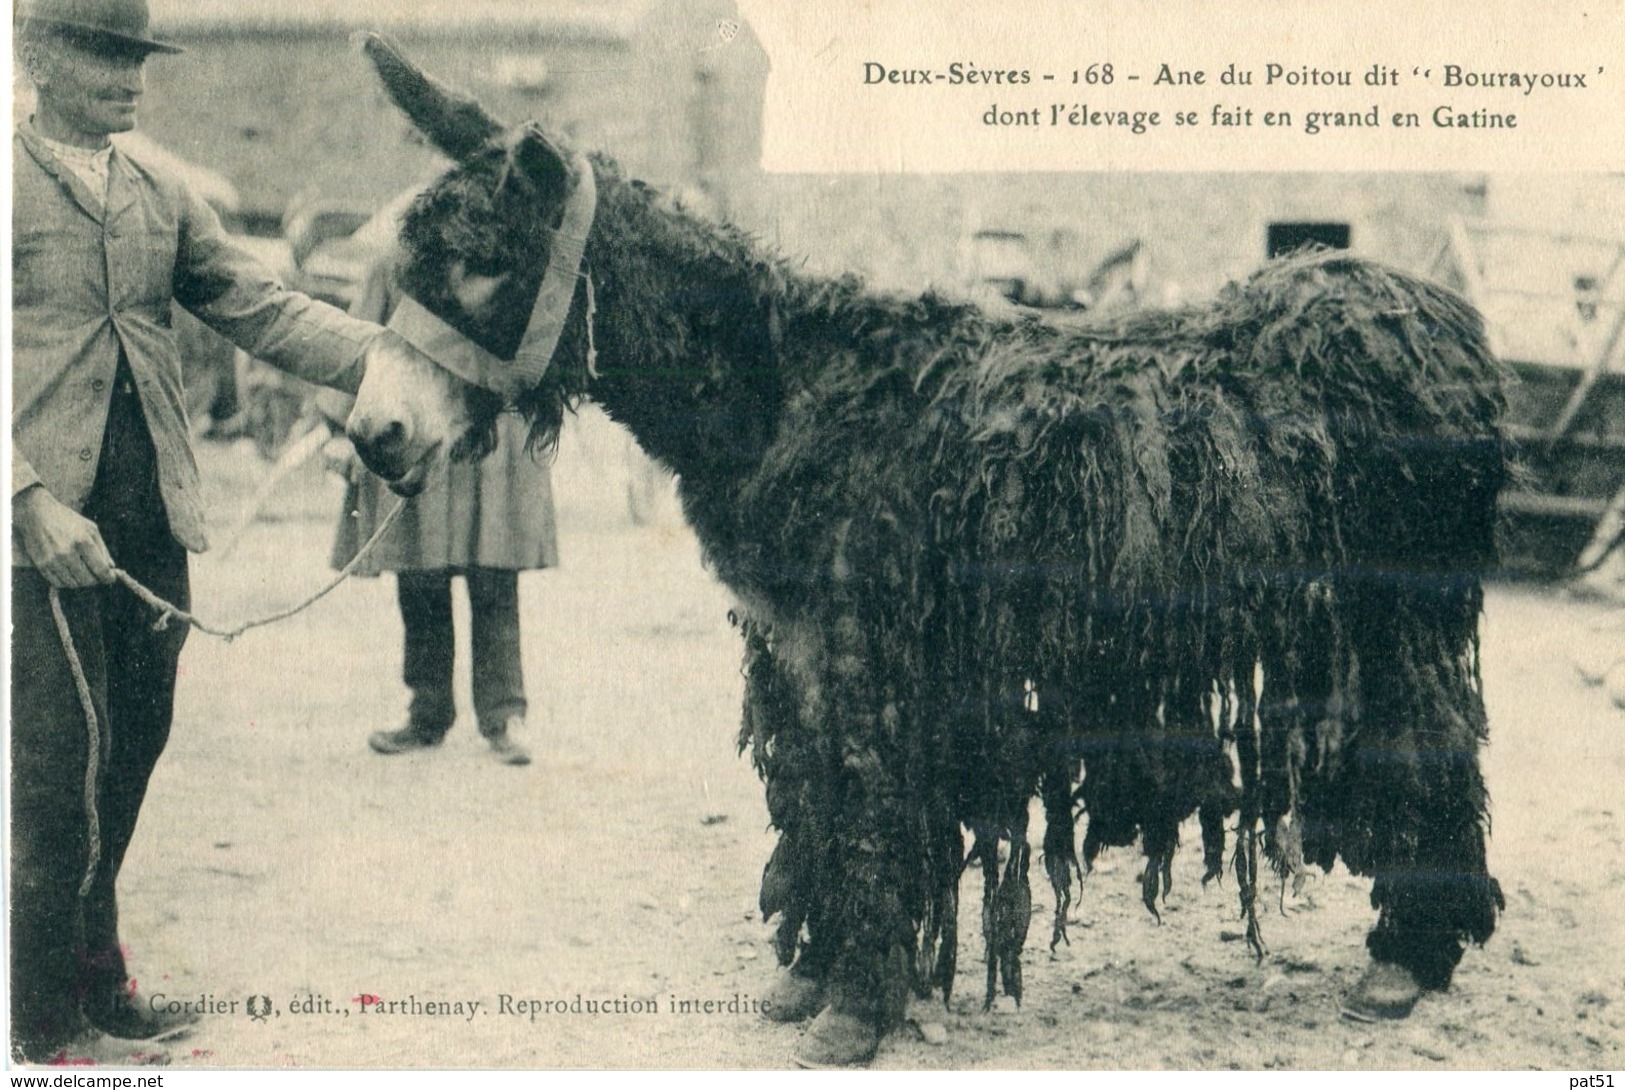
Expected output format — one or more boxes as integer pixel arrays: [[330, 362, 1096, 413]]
[[46, 494, 409, 899], [49, 587, 104, 899]]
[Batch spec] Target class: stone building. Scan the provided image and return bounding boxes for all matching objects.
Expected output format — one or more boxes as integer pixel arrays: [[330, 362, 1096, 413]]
[[141, 0, 768, 221]]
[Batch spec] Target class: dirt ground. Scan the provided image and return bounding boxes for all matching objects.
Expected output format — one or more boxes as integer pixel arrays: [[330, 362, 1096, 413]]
[[109, 409, 1623, 1071]]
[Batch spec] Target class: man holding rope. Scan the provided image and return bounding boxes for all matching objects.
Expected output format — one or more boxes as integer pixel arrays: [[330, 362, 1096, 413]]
[[9, 0, 431, 1064]]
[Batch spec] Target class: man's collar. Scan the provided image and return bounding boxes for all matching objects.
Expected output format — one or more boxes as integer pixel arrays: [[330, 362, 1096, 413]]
[[16, 122, 111, 224], [23, 117, 113, 160]]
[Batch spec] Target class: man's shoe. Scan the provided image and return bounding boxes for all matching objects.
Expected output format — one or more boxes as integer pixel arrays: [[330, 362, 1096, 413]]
[[368, 726, 444, 755], [42, 1029, 171, 1067], [86, 992, 198, 1043], [484, 718, 532, 766]]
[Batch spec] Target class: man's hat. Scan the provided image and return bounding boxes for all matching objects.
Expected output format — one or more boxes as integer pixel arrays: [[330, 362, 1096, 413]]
[[15, 0, 183, 56]]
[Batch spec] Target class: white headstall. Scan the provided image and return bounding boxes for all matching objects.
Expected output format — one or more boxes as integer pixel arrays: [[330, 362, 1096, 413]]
[[386, 146, 597, 404]]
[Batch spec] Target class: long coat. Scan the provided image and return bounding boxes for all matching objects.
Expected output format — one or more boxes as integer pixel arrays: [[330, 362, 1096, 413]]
[[329, 244, 559, 574]]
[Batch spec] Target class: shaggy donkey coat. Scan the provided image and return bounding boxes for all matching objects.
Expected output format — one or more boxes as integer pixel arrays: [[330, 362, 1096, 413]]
[[350, 37, 1509, 1052]]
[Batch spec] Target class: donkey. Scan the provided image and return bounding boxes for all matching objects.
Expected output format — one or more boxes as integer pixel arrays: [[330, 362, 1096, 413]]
[[346, 36, 1509, 1066]]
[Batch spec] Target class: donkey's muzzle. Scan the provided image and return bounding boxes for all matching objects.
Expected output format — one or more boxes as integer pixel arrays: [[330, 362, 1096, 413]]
[[348, 417, 430, 496]]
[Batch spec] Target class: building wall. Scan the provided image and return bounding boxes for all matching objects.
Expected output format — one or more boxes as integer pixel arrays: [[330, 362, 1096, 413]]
[[1487, 174, 1625, 238], [137, 10, 766, 218], [129, 13, 1485, 306], [736, 172, 1489, 304]]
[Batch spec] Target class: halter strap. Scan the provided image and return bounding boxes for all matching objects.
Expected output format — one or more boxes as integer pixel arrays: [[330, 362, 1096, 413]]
[[513, 148, 596, 389], [387, 294, 511, 393], [386, 149, 597, 404]]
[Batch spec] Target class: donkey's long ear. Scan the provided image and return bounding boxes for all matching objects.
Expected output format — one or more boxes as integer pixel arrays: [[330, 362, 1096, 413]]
[[361, 32, 506, 162], [497, 124, 574, 214]]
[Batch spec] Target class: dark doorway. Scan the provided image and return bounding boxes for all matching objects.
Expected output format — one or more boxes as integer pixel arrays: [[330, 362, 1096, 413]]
[[1267, 221, 1352, 258]]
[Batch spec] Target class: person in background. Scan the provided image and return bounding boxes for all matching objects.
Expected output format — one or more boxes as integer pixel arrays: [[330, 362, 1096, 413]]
[[324, 215, 559, 769], [9, 0, 429, 1064]]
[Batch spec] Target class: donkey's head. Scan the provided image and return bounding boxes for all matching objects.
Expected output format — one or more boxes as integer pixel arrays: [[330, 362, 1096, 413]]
[[348, 34, 596, 492]]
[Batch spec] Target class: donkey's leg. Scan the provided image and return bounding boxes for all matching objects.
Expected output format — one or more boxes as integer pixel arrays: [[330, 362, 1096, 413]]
[[1341, 575, 1501, 1019], [1040, 753, 1081, 950], [739, 621, 836, 1024], [985, 805, 1033, 1008], [793, 612, 925, 1068]]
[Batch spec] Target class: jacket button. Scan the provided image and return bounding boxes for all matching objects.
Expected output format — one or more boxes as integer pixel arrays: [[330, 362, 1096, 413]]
[[92, 379, 106, 391], [79, 448, 94, 461]]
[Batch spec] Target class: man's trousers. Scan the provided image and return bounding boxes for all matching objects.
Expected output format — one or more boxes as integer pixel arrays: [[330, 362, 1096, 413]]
[[10, 360, 188, 1060], [397, 568, 526, 739]]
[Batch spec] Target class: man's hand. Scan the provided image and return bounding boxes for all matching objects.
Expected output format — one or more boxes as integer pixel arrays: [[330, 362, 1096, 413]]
[[12, 486, 116, 588]]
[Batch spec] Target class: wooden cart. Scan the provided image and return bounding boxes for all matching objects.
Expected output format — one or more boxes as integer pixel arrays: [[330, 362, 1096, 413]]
[[1432, 220, 1625, 578]]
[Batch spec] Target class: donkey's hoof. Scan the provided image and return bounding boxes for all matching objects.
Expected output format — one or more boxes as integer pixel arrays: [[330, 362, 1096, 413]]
[[793, 1009, 879, 1068], [1341, 961, 1424, 1021], [762, 972, 825, 1023]]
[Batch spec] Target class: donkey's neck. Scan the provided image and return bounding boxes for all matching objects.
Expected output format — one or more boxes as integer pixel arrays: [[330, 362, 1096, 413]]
[[571, 162, 1011, 557], [581, 169, 789, 496]]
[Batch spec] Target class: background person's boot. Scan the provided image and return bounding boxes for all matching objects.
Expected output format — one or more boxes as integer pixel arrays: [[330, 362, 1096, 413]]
[[368, 724, 444, 755], [483, 717, 531, 766]]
